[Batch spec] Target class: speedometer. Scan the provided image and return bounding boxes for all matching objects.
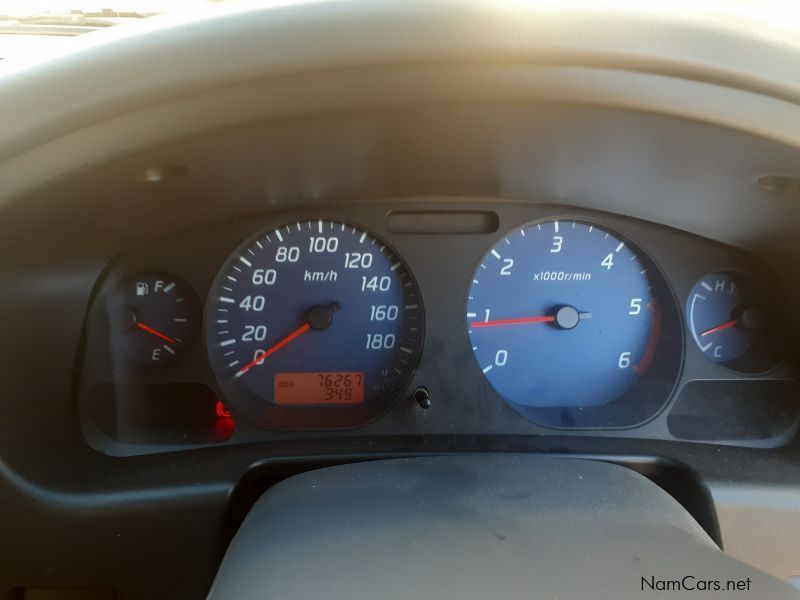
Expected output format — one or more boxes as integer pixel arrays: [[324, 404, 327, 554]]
[[466, 219, 681, 428], [206, 220, 423, 430]]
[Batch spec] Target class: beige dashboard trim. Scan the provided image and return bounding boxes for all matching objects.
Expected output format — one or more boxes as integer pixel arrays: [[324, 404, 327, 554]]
[[2, 1, 800, 206]]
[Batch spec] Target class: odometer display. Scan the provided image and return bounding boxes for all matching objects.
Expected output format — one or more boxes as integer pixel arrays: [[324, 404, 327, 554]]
[[274, 372, 365, 405], [206, 220, 423, 430], [466, 219, 681, 428]]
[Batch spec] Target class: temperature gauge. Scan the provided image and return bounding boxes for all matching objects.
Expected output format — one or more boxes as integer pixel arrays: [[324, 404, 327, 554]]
[[105, 273, 199, 364], [686, 272, 781, 373]]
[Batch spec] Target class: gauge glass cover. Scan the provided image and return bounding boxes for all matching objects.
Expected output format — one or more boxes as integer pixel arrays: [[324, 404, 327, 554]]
[[686, 271, 782, 374], [205, 220, 424, 430], [466, 219, 682, 428], [105, 273, 197, 365]]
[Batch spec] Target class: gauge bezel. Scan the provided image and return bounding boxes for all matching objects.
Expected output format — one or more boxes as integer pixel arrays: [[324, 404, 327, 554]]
[[686, 269, 784, 375], [465, 217, 684, 429], [101, 271, 201, 368], [203, 219, 425, 431]]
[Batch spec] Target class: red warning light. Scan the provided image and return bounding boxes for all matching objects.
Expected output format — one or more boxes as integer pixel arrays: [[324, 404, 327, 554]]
[[215, 400, 232, 419]]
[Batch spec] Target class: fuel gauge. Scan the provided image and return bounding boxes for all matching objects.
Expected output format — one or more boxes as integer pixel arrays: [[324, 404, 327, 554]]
[[686, 272, 782, 374], [105, 273, 199, 364]]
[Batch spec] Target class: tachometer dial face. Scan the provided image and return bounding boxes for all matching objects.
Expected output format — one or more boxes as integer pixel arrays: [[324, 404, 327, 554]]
[[105, 273, 198, 364], [466, 219, 681, 428], [686, 272, 781, 373], [206, 220, 423, 430]]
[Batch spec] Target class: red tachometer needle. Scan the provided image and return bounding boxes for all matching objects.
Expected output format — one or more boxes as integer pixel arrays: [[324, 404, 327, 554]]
[[135, 322, 176, 343], [700, 319, 738, 337], [236, 323, 311, 377], [471, 315, 556, 328]]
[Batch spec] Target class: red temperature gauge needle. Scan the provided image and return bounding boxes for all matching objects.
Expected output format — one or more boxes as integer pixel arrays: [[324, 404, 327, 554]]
[[471, 315, 556, 328], [700, 319, 738, 337], [235, 323, 311, 377], [135, 322, 176, 343]]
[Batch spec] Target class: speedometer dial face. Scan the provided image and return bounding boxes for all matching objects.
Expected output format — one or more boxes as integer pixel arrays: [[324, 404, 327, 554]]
[[466, 219, 681, 428], [206, 220, 423, 430]]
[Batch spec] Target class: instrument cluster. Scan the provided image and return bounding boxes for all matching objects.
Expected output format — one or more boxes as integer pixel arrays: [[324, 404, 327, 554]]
[[77, 201, 798, 455]]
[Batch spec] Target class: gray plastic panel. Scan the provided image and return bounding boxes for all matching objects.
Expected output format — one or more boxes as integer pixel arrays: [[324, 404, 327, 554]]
[[3, 0, 800, 209], [208, 456, 799, 599], [710, 482, 800, 580]]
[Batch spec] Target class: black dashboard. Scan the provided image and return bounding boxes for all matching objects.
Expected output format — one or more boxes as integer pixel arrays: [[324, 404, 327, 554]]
[[78, 201, 797, 456]]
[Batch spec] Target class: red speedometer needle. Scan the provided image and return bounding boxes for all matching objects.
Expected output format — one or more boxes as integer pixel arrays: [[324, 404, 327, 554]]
[[235, 323, 311, 377], [135, 322, 176, 343], [700, 319, 738, 337], [471, 315, 556, 328]]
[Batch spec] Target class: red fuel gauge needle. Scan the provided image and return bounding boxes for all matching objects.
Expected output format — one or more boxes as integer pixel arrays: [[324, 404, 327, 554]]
[[135, 322, 176, 343], [471, 315, 555, 328], [700, 319, 737, 337], [235, 323, 311, 377]]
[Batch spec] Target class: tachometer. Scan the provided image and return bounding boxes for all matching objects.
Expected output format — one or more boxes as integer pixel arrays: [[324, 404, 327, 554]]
[[206, 220, 423, 430], [466, 219, 681, 428]]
